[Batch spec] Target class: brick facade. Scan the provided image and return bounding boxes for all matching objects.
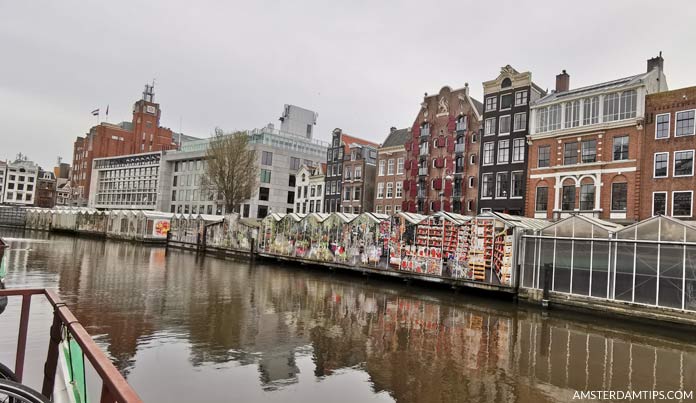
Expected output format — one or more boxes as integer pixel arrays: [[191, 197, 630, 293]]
[[403, 85, 482, 214], [374, 127, 409, 215], [640, 86, 696, 219]]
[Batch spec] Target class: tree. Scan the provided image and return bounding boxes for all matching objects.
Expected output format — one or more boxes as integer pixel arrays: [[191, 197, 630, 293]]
[[203, 128, 257, 214]]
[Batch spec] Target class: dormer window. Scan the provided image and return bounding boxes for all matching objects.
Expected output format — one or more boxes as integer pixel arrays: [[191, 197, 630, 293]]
[[501, 77, 512, 88]]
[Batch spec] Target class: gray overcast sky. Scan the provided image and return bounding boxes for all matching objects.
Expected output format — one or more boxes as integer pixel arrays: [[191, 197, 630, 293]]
[[1, 0, 695, 169]]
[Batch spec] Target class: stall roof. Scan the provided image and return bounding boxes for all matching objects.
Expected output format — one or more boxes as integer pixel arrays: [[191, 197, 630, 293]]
[[434, 211, 473, 225], [197, 214, 225, 223], [305, 213, 331, 223], [478, 212, 549, 230], [333, 212, 358, 223], [397, 212, 428, 224], [615, 214, 696, 242], [142, 211, 175, 219], [284, 213, 307, 222], [359, 212, 390, 223], [265, 213, 286, 222], [239, 218, 261, 228], [540, 214, 622, 236]]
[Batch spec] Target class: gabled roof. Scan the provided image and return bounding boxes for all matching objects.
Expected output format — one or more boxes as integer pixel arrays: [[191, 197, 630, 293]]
[[533, 71, 653, 107], [478, 212, 549, 230], [433, 211, 473, 225], [397, 212, 428, 224], [381, 128, 410, 148], [341, 133, 379, 149]]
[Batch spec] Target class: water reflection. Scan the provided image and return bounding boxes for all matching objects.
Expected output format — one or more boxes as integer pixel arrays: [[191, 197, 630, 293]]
[[1, 228, 695, 403]]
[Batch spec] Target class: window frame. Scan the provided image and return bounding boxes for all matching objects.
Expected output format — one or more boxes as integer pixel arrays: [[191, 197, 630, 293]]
[[485, 96, 498, 112], [535, 186, 548, 212], [512, 138, 525, 163], [510, 171, 524, 199], [673, 149, 694, 177], [655, 113, 670, 139], [563, 142, 578, 165], [653, 152, 669, 178], [498, 115, 511, 136], [482, 142, 495, 166], [481, 173, 494, 199], [497, 139, 510, 164], [672, 190, 693, 218], [515, 90, 528, 106], [500, 93, 513, 110], [538, 145, 551, 168], [612, 136, 629, 161], [561, 185, 576, 211], [495, 172, 509, 199], [581, 139, 597, 163], [652, 191, 668, 216], [674, 109, 695, 137], [610, 182, 628, 212], [513, 112, 527, 132], [484, 117, 496, 136]]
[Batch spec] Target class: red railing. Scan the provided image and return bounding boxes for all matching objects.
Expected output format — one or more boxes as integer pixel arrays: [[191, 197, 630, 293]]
[[0, 288, 143, 403]]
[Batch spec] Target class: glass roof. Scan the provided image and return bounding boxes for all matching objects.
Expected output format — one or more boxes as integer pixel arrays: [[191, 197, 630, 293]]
[[540, 215, 622, 238], [616, 215, 696, 242]]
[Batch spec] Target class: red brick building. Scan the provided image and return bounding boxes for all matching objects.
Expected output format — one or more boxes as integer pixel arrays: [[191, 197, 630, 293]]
[[70, 84, 178, 205], [403, 85, 482, 214], [640, 86, 696, 219], [374, 127, 409, 215], [526, 56, 667, 223]]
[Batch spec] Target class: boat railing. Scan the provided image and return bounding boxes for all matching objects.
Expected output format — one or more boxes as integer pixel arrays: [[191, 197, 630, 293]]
[[0, 288, 143, 403]]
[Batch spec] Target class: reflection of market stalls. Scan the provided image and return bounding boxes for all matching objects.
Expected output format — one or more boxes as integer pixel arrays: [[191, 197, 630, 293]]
[[465, 212, 547, 286], [106, 210, 172, 242]]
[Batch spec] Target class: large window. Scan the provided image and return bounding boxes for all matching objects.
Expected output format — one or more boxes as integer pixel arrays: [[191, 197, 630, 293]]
[[654, 152, 669, 178], [481, 174, 494, 198], [513, 113, 527, 132], [564, 142, 578, 165], [603, 93, 620, 122], [386, 182, 393, 198], [395, 181, 403, 198], [515, 90, 528, 106], [290, 157, 301, 171], [378, 160, 385, 176], [653, 192, 667, 216], [611, 182, 627, 211], [377, 182, 384, 198], [619, 90, 637, 120], [483, 142, 495, 165], [535, 105, 561, 133], [582, 96, 599, 125], [579, 183, 595, 210], [499, 115, 511, 135], [496, 172, 509, 198], [261, 151, 273, 166], [564, 100, 580, 128], [613, 136, 629, 161], [387, 159, 395, 175], [485, 96, 497, 112], [484, 118, 496, 136], [675, 110, 695, 136], [512, 138, 525, 162], [511, 171, 524, 198], [260, 169, 272, 183], [500, 94, 513, 110], [497, 140, 510, 164], [259, 187, 270, 201], [561, 185, 575, 210], [656, 113, 670, 139], [673, 191, 693, 217], [674, 150, 694, 176], [535, 187, 548, 211], [581, 139, 596, 163], [538, 146, 550, 167], [397, 158, 404, 174]]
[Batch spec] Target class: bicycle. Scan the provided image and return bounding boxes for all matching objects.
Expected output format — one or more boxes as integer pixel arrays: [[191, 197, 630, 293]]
[[0, 379, 51, 403]]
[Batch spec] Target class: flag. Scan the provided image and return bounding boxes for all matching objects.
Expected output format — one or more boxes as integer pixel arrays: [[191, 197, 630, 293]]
[[91, 108, 99, 116], [105, 105, 109, 116]]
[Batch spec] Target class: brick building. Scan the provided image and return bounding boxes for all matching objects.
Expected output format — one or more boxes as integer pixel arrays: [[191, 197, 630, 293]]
[[640, 86, 696, 219], [341, 142, 378, 214], [374, 127, 409, 215], [526, 55, 667, 222], [324, 129, 379, 213], [71, 84, 180, 206], [478, 66, 546, 215], [403, 85, 482, 214], [35, 169, 57, 208]]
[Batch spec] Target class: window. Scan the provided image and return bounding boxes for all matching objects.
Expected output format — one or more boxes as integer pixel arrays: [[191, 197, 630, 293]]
[[515, 90, 528, 106], [603, 92, 620, 122], [469, 154, 476, 165], [481, 174, 493, 198], [656, 113, 670, 139], [257, 205, 269, 218], [653, 192, 667, 216], [397, 158, 404, 174], [582, 96, 599, 125], [513, 113, 526, 132], [611, 183, 627, 211], [484, 118, 496, 136], [376, 205, 383, 214], [654, 153, 669, 178], [396, 181, 403, 198], [581, 139, 596, 163], [355, 166, 362, 179], [290, 157, 301, 171], [536, 107, 548, 133], [260, 169, 272, 183], [378, 160, 385, 176], [344, 186, 351, 200], [511, 171, 523, 198], [258, 187, 270, 201], [675, 110, 695, 136], [674, 150, 694, 176], [500, 94, 513, 110], [483, 142, 495, 165], [386, 182, 394, 198], [468, 176, 475, 188], [387, 159, 395, 175], [497, 140, 509, 164], [287, 191, 295, 204], [579, 183, 595, 210], [564, 142, 578, 165], [377, 182, 384, 198], [288, 174, 296, 187], [673, 191, 693, 217], [261, 151, 273, 165], [384, 205, 392, 215], [613, 136, 629, 161], [619, 90, 637, 120], [538, 146, 550, 168], [344, 168, 352, 179], [548, 104, 561, 131], [499, 115, 511, 135], [561, 185, 575, 210], [485, 96, 497, 112], [496, 172, 509, 198], [535, 187, 548, 211], [354, 187, 361, 201], [512, 138, 525, 162], [564, 100, 580, 128], [394, 204, 401, 213]]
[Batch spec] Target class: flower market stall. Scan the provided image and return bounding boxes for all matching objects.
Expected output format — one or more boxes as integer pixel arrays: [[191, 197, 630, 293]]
[[388, 212, 428, 271], [345, 212, 391, 267], [259, 213, 286, 253], [321, 213, 357, 263]]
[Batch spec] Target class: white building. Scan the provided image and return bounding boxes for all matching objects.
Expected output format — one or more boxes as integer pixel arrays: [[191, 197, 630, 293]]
[[3, 158, 39, 206], [56, 179, 72, 206], [294, 164, 326, 214], [88, 151, 163, 210], [280, 104, 318, 139]]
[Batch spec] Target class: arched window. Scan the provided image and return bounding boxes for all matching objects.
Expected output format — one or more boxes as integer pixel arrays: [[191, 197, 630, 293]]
[[501, 77, 512, 88], [579, 178, 595, 210], [561, 178, 576, 211]]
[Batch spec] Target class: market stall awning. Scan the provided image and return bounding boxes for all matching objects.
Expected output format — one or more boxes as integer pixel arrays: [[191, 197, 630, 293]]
[[396, 212, 429, 225]]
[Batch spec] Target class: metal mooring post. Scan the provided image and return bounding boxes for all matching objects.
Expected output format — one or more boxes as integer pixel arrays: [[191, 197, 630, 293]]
[[542, 263, 551, 309]]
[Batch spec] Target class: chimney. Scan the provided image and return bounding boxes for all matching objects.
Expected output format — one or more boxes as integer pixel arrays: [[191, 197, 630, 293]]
[[390, 126, 397, 133], [555, 70, 570, 93], [647, 53, 664, 73]]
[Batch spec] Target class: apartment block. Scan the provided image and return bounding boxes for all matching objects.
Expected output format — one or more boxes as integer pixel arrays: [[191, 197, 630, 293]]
[[375, 127, 409, 215], [3, 158, 39, 206], [294, 164, 326, 214], [89, 152, 163, 210], [341, 142, 377, 214]]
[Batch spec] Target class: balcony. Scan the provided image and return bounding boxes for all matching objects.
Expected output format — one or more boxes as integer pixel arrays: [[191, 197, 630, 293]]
[[418, 167, 428, 176], [419, 147, 429, 157], [455, 143, 466, 154]]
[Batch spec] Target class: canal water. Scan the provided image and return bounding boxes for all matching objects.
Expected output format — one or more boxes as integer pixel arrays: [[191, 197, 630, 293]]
[[1, 229, 695, 403]]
